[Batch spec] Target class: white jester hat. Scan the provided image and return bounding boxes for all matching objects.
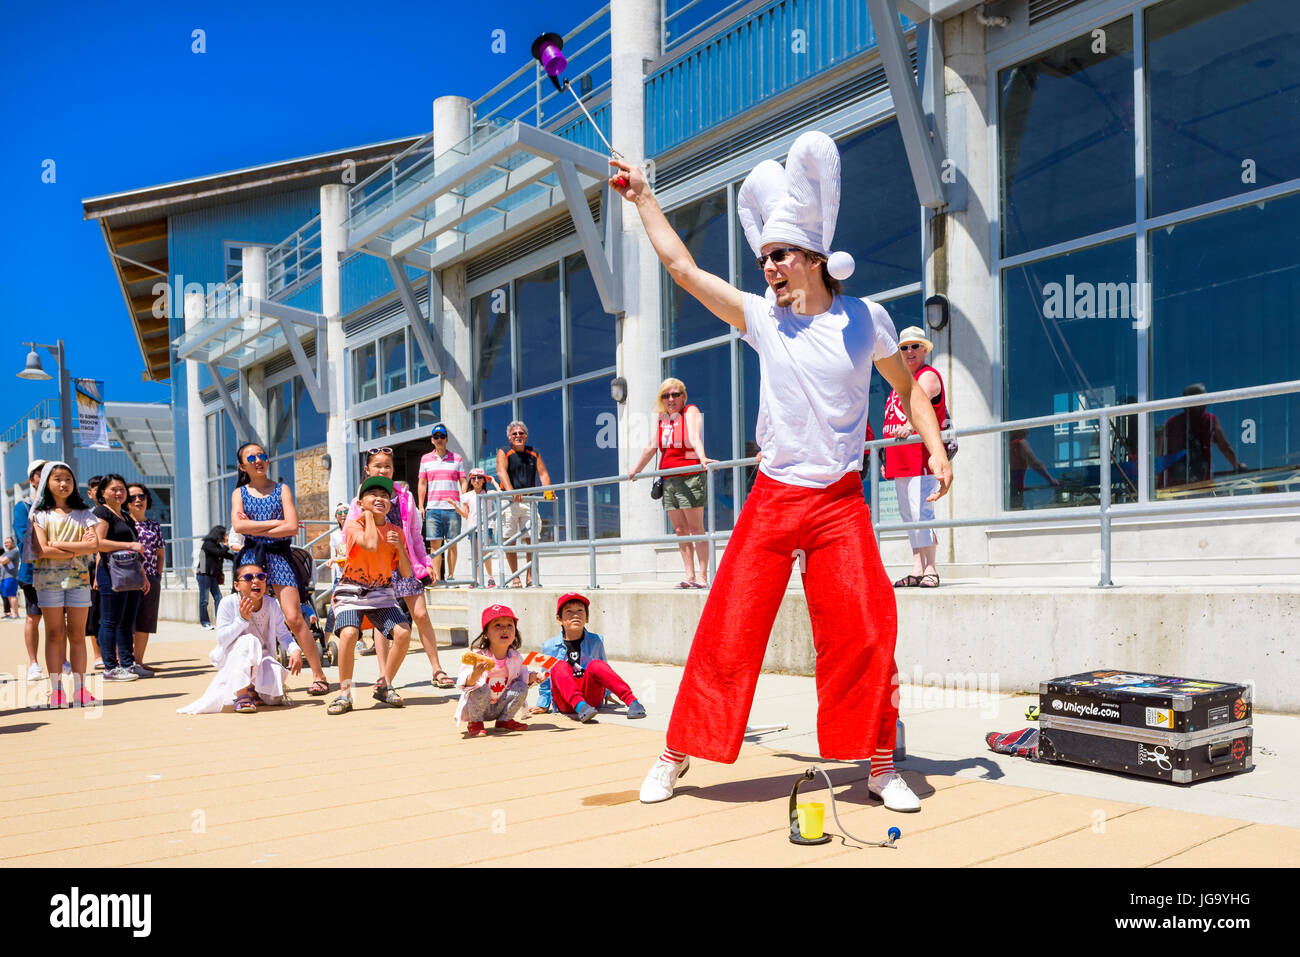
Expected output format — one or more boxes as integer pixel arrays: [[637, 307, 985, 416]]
[[736, 130, 855, 281]]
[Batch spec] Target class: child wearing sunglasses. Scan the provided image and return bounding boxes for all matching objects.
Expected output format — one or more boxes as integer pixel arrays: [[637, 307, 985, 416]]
[[177, 562, 302, 714]]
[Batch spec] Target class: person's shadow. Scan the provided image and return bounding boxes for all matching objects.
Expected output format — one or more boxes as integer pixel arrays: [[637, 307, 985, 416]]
[[670, 751, 1005, 806]]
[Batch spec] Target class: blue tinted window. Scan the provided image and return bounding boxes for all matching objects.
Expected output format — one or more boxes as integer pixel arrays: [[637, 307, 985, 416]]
[[517, 264, 562, 390], [475, 402, 513, 475], [518, 389, 565, 542], [1150, 191, 1300, 497], [668, 344, 735, 530], [295, 377, 326, 449], [833, 122, 922, 296], [569, 376, 620, 539], [1003, 240, 1139, 509], [473, 289, 512, 402], [1147, 0, 1300, 216], [566, 252, 615, 376], [665, 190, 730, 349], [1000, 19, 1135, 256]]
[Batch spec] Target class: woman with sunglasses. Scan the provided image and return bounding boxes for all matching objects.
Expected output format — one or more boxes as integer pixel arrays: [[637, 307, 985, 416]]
[[93, 474, 149, 680], [229, 442, 331, 697], [882, 326, 947, 589], [177, 560, 302, 715], [630, 378, 715, 588], [126, 484, 166, 673]]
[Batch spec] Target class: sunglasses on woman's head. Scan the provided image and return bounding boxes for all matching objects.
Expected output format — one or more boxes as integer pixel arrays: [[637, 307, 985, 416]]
[[244, 452, 269, 463], [238, 573, 267, 582]]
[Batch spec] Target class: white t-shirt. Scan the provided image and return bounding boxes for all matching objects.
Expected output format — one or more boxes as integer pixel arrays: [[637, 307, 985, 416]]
[[461, 490, 480, 531], [740, 290, 898, 488]]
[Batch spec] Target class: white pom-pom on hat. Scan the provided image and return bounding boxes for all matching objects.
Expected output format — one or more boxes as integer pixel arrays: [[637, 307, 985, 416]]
[[827, 250, 855, 281]]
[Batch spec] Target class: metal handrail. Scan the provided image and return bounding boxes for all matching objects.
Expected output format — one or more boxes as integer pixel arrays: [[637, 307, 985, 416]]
[[459, 379, 1300, 590]]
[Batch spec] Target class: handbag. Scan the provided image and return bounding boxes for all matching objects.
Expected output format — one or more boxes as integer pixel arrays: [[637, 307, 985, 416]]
[[107, 550, 146, 591], [941, 413, 958, 461], [650, 478, 664, 500]]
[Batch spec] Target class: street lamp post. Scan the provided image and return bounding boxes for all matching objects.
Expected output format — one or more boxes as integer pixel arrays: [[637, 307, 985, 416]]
[[17, 339, 77, 479]]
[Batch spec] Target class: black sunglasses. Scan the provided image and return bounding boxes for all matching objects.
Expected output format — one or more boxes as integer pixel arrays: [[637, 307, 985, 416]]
[[238, 573, 268, 582], [661, 391, 684, 399], [755, 246, 805, 269], [127, 494, 147, 502], [900, 343, 925, 351]]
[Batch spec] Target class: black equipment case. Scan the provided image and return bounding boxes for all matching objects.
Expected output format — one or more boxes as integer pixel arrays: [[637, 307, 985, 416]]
[[1038, 670, 1253, 784]]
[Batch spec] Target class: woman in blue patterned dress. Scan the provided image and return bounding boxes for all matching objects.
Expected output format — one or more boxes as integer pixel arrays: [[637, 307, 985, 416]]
[[229, 442, 330, 696]]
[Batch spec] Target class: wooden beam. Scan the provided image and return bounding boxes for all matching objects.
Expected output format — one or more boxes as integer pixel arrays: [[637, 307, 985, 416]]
[[110, 219, 168, 246], [120, 259, 169, 283]]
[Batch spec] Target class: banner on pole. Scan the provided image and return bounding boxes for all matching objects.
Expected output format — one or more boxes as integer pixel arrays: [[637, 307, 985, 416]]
[[73, 379, 111, 451]]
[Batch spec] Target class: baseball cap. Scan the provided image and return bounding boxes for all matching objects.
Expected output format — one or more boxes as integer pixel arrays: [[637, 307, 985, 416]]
[[481, 603, 518, 630], [358, 476, 394, 497], [556, 592, 590, 616], [431, 423, 448, 437], [468, 467, 486, 478]]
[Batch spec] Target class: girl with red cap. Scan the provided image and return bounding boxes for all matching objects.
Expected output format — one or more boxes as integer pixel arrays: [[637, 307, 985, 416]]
[[456, 604, 544, 736]]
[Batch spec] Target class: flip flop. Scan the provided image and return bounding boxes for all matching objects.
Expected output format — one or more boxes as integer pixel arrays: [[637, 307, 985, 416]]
[[690, 581, 709, 589], [307, 678, 330, 696], [676, 581, 693, 589]]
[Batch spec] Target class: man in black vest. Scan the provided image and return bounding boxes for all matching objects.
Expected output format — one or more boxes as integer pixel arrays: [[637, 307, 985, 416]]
[[494, 420, 552, 587]]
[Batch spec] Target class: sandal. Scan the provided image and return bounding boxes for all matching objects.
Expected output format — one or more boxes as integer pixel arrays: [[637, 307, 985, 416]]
[[691, 581, 709, 589], [918, 574, 940, 588], [372, 681, 405, 707], [431, 670, 456, 690], [308, 678, 330, 696], [234, 690, 257, 714], [327, 695, 353, 715], [676, 581, 693, 589], [893, 575, 921, 588]]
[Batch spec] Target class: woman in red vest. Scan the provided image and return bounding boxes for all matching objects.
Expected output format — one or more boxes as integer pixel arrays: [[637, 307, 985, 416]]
[[630, 378, 714, 588], [883, 327, 947, 588]]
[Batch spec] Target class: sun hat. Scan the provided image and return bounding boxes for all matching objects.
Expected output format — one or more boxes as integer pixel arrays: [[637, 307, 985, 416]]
[[897, 326, 934, 353], [556, 592, 590, 616], [481, 603, 518, 630], [469, 467, 486, 478], [358, 476, 394, 497]]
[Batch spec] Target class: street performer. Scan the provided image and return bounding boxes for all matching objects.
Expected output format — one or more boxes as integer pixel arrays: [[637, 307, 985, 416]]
[[614, 132, 953, 810]]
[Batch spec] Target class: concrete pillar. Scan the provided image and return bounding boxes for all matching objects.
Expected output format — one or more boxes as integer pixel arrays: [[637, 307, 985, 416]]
[[611, 0, 663, 583], [931, 10, 995, 574], [183, 290, 210, 555], [432, 96, 473, 462], [0, 444, 10, 543], [320, 184, 352, 510], [240, 247, 270, 446]]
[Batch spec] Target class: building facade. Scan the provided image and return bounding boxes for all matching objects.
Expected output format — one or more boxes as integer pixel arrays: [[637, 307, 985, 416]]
[[86, 0, 1300, 582]]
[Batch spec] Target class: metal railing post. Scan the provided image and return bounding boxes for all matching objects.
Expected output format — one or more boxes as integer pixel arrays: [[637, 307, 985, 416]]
[[869, 446, 880, 544], [531, 497, 541, 588], [587, 482, 598, 589], [706, 464, 717, 583], [1098, 414, 1114, 587]]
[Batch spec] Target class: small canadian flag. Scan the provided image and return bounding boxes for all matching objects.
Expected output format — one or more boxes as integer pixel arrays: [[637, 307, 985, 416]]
[[521, 652, 560, 674]]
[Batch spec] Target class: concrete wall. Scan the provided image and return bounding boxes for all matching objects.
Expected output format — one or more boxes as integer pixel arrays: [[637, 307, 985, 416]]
[[462, 585, 1300, 712]]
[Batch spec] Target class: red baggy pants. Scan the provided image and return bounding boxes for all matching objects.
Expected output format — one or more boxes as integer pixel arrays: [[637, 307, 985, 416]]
[[665, 471, 899, 763], [549, 659, 635, 712]]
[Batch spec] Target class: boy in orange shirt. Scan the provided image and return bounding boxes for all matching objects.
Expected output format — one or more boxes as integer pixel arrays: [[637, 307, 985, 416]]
[[327, 476, 413, 715]]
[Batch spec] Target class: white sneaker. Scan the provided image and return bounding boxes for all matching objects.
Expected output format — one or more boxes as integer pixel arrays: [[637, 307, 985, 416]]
[[105, 667, 139, 682], [867, 771, 921, 812], [639, 755, 690, 804], [26, 662, 42, 681]]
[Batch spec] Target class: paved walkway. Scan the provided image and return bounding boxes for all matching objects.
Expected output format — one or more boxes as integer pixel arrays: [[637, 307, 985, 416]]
[[1, 617, 1296, 867]]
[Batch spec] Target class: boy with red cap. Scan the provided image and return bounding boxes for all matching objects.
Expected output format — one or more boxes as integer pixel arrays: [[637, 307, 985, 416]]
[[533, 592, 646, 723]]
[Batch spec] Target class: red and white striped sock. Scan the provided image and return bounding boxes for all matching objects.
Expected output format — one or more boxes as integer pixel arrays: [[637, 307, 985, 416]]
[[660, 747, 687, 765], [869, 748, 894, 778]]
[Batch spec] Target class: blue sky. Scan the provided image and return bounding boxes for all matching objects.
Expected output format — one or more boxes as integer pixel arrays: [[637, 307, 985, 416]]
[[1, 0, 601, 438]]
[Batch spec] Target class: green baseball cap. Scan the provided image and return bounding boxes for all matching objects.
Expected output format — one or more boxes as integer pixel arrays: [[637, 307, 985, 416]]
[[358, 476, 394, 498]]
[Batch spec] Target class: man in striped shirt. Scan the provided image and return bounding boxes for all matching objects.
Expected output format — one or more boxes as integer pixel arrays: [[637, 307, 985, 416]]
[[417, 424, 468, 582]]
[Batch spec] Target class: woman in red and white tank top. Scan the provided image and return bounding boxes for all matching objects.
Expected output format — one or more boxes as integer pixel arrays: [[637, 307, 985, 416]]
[[630, 378, 715, 588], [882, 327, 947, 588]]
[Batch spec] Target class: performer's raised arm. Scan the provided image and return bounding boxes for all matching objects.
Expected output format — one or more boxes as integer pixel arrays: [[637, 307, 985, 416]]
[[610, 159, 745, 332]]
